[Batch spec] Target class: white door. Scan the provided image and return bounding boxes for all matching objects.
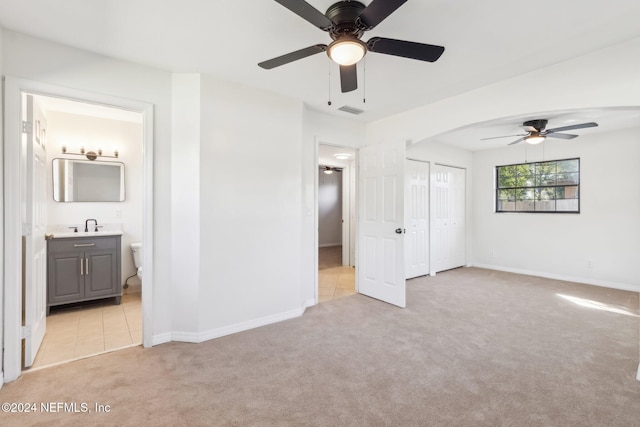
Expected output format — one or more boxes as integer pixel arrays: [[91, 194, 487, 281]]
[[405, 160, 429, 279], [431, 164, 466, 273], [357, 140, 406, 307], [23, 94, 48, 367]]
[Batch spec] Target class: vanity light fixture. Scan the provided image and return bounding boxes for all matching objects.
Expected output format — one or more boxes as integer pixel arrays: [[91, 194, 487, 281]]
[[61, 145, 119, 161]]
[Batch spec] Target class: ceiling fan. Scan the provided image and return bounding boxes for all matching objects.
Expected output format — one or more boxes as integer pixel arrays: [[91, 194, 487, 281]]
[[482, 119, 599, 146], [258, 0, 445, 93]]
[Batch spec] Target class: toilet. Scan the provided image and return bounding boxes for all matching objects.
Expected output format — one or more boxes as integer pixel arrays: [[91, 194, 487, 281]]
[[131, 242, 143, 279]]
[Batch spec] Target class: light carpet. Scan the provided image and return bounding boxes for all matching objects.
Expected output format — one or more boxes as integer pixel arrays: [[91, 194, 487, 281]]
[[1, 267, 639, 426]]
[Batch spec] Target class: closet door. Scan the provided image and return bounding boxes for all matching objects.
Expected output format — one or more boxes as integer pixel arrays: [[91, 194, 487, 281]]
[[431, 165, 466, 273], [405, 160, 429, 279]]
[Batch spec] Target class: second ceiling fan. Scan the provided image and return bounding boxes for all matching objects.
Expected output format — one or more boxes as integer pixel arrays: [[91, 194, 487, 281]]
[[482, 119, 599, 146], [258, 0, 445, 93]]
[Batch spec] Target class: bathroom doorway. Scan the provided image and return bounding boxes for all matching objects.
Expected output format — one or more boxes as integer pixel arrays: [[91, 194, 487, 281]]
[[3, 78, 154, 380], [317, 144, 356, 303], [31, 94, 144, 369]]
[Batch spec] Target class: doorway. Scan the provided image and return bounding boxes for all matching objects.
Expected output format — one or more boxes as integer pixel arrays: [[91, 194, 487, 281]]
[[317, 144, 356, 303], [3, 77, 154, 383], [28, 94, 144, 369]]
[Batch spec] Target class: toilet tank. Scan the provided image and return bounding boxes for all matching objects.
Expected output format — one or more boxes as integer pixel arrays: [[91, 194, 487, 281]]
[[131, 242, 142, 268]]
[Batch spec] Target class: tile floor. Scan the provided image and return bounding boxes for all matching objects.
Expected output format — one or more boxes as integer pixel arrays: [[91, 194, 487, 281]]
[[318, 246, 356, 303], [30, 292, 142, 369]]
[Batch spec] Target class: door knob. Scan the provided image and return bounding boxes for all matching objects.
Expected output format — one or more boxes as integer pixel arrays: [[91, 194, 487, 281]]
[[395, 228, 404, 234]]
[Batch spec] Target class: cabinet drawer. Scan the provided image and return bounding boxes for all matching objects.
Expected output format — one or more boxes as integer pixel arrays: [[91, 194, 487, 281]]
[[48, 236, 118, 253]]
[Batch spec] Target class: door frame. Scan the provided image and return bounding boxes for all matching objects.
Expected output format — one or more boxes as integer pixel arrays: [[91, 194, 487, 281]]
[[2, 77, 154, 383]]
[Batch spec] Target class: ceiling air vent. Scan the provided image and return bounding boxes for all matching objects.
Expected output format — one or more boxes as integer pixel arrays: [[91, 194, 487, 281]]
[[338, 105, 364, 115]]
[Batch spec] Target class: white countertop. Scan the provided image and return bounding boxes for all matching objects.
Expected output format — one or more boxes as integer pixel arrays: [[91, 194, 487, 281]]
[[47, 223, 123, 239]]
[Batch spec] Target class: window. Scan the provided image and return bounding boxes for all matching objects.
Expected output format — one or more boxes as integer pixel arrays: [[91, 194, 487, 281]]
[[496, 158, 580, 213]]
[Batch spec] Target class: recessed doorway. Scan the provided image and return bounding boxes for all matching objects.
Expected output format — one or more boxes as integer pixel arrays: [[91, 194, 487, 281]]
[[317, 144, 356, 303]]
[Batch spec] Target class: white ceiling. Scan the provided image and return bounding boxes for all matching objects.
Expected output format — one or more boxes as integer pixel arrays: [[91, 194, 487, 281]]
[[2, 0, 640, 126]]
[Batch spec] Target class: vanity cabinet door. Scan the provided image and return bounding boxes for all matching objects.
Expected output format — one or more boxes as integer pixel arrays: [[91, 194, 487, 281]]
[[48, 252, 84, 304], [85, 249, 118, 298]]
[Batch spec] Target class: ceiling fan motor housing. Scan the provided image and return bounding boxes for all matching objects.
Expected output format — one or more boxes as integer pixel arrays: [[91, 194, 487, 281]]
[[523, 119, 548, 132], [326, 1, 367, 40]]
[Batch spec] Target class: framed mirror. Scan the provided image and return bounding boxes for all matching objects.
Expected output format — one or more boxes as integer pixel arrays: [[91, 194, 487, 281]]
[[52, 158, 125, 202]]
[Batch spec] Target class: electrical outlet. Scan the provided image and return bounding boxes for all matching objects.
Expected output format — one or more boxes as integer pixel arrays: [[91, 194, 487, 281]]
[[115, 209, 123, 218], [586, 259, 593, 269]]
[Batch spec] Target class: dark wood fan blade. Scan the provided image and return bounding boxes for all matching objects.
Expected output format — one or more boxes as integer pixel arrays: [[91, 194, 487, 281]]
[[340, 64, 357, 93], [274, 0, 333, 30], [546, 133, 578, 140], [367, 37, 445, 62], [546, 122, 598, 133], [508, 137, 526, 146], [481, 134, 527, 141], [358, 0, 408, 29], [258, 44, 327, 69]]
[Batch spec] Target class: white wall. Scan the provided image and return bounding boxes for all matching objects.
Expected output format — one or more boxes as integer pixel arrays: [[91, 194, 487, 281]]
[[318, 167, 342, 247], [45, 111, 143, 288], [2, 29, 174, 337], [472, 128, 640, 291], [198, 74, 304, 331]]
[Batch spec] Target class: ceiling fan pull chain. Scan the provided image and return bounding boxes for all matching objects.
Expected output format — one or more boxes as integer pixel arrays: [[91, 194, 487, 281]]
[[363, 57, 367, 104], [327, 60, 332, 106]]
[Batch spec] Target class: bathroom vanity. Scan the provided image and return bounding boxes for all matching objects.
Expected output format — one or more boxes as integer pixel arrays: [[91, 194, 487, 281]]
[[47, 233, 122, 314]]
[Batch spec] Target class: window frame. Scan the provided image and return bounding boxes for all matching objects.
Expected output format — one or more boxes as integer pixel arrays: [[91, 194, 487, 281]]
[[495, 157, 580, 214]]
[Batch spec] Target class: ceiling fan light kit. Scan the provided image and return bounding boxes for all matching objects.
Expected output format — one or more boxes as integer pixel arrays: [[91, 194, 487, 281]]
[[525, 134, 546, 145], [327, 38, 366, 66], [259, 0, 445, 93]]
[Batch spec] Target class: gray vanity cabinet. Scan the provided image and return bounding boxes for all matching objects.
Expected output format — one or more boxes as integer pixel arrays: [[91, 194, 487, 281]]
[[47, 235, 121, 314]]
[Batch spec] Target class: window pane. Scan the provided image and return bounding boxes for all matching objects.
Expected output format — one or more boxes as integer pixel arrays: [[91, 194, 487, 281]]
[[516, 200, 535, 211], [557, 159, 579, 173], [556, 172, 579, 185], [556, 185, 579, 200], [535, 200, 556, 211], [536, 187, 556, 200], [516, 164, 535, 187], [556, 199, 579, 211], [498, 166, 516, 188]]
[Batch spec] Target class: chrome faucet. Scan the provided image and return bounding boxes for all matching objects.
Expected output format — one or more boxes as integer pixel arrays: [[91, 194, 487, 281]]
[[85, 219, 98, 232]]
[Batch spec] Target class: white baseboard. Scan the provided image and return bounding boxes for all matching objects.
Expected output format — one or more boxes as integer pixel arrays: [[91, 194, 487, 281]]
[[151, 304, 308, 346], [304, 298, 316, 308], [152, 332, 172, 346], [470, 263, 639, 293], [637, 364, 640, 381]]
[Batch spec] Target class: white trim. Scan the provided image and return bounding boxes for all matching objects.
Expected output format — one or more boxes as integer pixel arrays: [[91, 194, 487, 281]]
[[313, 137, 319, 305], [304, 298, 316, 309], [637, 364, 640, 381], [153, 305, 307, 344], [152, 332, 173, 346], [471, 263, 640, 293], [2, 77, 155, 384]]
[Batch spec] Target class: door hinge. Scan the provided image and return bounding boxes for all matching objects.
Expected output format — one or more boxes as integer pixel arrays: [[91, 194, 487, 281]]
[[21, 325, 32, 339], [22, 120, 33, 134]]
